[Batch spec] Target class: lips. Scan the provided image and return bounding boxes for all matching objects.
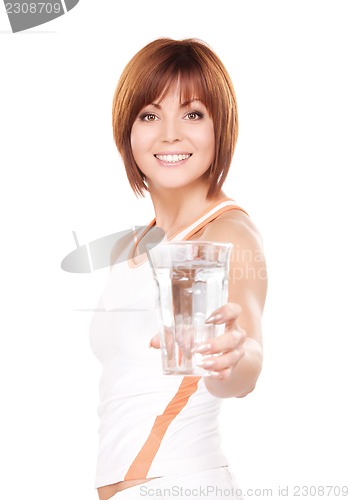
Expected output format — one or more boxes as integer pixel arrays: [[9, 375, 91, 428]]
[[154, 153, 192, 164]]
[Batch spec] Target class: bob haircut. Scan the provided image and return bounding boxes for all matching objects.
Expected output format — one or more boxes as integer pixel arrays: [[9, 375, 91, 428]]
[[112, 38, 238, 198]]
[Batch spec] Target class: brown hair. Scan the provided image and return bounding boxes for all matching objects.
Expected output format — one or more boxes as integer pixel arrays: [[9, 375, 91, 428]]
[[112, 38, 238, 198]]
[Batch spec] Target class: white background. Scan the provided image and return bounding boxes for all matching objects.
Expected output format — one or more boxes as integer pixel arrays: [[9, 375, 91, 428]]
[[1, 1, 349, 499]]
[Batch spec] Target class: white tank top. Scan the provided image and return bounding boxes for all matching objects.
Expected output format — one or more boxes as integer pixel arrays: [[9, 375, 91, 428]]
[[89, 199, 248, 488]]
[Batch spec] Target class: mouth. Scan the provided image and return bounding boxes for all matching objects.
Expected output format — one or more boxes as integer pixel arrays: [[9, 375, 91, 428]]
[[154, 153, 192, 166]]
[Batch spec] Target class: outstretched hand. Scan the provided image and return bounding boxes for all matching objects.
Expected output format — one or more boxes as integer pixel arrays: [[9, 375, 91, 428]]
[[149, 302, 246, 380]]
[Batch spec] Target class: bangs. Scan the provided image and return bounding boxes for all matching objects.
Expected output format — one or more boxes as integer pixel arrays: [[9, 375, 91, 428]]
[[135, 59, 213, 113]]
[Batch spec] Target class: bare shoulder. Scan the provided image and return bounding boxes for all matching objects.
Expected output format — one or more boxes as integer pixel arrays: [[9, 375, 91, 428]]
[[202, 208, 268, 317], [201, 208, 264, 251]]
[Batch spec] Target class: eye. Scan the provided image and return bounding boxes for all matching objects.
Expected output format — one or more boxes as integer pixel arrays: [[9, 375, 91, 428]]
[[140, 113, 158, 122], [185, 111, 204, 120]]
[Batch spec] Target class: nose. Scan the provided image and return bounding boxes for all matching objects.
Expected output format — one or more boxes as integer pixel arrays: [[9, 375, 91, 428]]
[[160, 117, 182, 143]]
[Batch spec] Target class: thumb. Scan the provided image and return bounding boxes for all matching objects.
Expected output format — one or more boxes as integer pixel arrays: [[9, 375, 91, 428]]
[[149, 334, 161, 349]]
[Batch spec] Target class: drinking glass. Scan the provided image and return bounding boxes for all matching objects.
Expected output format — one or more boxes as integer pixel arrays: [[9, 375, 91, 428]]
[[147, 241, 233, 375]]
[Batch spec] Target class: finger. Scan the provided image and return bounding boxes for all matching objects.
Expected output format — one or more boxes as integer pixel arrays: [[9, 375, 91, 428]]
[[196, 348, 245, 374], [192, 328, 246, 355], [214, 329, 246, 353], [206, 302, 242, 325], [149, 334, 160, 349], [209, 368, 232, 381]]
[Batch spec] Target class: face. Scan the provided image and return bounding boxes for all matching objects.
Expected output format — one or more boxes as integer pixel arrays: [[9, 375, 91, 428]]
[[130, 85, 215, 193]]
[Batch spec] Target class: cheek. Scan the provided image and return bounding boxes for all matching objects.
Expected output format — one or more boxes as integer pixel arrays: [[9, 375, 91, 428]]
[[131, 125, 154, 156], [130, 125, 140, 154], [197, 124, 215, 158]]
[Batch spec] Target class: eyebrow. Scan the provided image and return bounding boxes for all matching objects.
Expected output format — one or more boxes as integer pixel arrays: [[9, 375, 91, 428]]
[[148, 99, 202, 109]]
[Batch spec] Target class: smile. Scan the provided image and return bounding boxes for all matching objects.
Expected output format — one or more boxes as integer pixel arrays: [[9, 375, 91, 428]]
[[154, 153, 192, 164]]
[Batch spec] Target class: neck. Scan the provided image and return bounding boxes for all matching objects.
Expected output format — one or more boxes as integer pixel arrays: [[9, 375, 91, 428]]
[[148, 182, 228, 238]]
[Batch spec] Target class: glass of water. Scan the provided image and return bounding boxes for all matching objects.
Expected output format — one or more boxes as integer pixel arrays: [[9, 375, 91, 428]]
[[147, 241, 233, 376]]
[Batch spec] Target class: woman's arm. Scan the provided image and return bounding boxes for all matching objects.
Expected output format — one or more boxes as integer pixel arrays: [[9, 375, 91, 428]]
[[194, 210, 267, 398]]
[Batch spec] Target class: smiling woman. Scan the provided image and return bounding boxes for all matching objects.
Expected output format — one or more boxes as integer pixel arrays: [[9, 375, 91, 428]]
[[90, 38, 267, 500], [130, 91, 215, 193], [112, 37, 238, 199]]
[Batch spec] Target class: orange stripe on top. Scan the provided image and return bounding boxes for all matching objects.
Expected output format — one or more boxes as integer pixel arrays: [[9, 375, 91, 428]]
[[181, 204, 248, 241], [168, 198, 240, 239], [124, 376, 201, 480], [127, 220, 160, 269]]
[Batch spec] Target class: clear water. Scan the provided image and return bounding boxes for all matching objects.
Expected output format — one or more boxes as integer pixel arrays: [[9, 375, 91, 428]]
[[154, 263, 228, 375]]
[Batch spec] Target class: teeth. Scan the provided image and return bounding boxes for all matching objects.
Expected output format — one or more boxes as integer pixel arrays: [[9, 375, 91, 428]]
[[155, 154, 191, 163]]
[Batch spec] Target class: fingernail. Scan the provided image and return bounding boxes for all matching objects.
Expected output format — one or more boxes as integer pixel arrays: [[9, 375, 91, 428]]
[[209, 371, 223, 380], [206, 313, 223, 324], [191, 343, 211, 353], [196, 359, 215, 368]]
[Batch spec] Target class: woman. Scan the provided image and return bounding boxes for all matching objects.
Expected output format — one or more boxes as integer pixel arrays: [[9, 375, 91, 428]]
[[90, 38, 267, 499]]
